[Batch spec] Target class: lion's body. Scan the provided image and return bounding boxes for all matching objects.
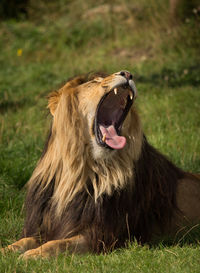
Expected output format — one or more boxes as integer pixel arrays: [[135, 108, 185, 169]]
[[2, 72, 200, 258]]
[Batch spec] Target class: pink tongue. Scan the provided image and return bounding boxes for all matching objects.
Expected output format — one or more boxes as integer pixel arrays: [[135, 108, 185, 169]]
[[99, 125, 126, 149]]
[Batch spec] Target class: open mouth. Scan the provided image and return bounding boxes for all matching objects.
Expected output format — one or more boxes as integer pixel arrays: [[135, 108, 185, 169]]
[[94, 83, 135, 150]]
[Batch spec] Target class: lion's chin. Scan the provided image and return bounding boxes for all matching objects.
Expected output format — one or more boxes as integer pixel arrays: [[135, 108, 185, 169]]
[[91, 137, 117, 160]]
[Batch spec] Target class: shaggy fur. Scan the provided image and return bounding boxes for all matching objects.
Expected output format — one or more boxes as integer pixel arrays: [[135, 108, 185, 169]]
[[2, 71, 200, 258]]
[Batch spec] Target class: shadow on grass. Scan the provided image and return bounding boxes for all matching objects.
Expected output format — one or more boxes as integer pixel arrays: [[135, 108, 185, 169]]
[[0, 99, 29, 114], [150, 223, 200, 249], [136, 64, 200, 87]]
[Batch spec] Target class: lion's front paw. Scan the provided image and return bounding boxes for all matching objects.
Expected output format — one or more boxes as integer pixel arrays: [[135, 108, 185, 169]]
[[20, 247, 49, 259], [1, 244, 22, 254], [20, 248, 41, 259]]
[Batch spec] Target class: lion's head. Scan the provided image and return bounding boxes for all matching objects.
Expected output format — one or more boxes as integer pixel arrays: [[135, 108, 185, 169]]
[[48, 71, 141, 159], [29, 71, 143, 215]]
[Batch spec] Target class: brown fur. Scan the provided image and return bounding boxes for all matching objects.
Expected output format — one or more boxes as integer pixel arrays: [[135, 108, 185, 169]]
[[2, 72, 200, 259]]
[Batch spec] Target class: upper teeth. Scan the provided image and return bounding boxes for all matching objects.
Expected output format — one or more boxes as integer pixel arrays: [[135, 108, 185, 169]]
[[114, 87, 133, 100]]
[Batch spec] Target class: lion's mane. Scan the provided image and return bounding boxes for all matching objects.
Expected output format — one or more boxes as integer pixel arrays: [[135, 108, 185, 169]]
[[22, 73, 185, 252]]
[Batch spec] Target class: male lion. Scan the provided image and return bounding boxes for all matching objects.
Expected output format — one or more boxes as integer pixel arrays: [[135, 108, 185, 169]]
[[2, 71, 200, 258]]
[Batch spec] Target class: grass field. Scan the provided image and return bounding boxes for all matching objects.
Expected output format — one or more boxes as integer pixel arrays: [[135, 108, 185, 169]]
[[0, 0, 200, 272]]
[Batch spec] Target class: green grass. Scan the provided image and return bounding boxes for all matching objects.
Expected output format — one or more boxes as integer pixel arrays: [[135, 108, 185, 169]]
[[1, 244, 200, 273], [0, 0, 200, 272]]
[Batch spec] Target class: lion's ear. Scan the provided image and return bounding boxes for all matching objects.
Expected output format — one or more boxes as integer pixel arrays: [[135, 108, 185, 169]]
[[47, 91, 60, 116]]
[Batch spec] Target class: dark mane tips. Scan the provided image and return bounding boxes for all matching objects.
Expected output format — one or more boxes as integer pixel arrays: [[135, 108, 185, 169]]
[[133, 135, 185, 240]]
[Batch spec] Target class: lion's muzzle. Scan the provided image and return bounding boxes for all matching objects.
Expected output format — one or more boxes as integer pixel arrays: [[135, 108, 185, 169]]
[[94, 70, 137, 150]]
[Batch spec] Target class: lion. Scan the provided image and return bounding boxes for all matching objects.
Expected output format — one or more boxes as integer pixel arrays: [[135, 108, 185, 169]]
[[2, 70, 200, 259]]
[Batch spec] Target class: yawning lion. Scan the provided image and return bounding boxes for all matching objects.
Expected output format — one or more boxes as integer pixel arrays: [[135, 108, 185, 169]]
[[2, 71, 200, 258]]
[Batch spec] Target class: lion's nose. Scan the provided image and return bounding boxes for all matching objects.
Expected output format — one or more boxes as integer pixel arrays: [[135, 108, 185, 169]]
[[119, 71, 133, 81]]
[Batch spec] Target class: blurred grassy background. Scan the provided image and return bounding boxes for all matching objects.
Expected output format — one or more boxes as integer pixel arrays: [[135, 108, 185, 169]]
[[0, 0, 200, 272]]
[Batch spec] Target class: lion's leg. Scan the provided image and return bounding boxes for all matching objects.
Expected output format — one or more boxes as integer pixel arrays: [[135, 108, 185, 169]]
[[21, 235, 88, 259], [1, 237, 39, 254]]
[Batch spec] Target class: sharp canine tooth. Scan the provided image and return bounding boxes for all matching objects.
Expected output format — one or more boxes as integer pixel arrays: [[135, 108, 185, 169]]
[[114, 88, 117, 95], [102, 134, 106, 142], [129, 91, 133, 100]]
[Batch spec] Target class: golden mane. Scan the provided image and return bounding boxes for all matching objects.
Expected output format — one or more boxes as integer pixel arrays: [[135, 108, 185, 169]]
[[27, 74, 143, 217]]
